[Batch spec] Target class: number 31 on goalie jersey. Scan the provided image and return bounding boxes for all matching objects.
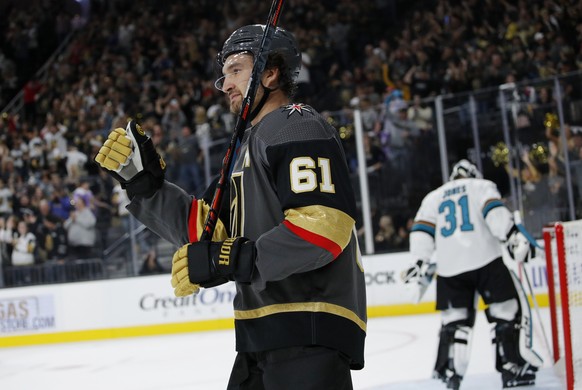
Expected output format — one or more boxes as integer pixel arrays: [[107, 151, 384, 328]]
[[439, 195, 474, 237]]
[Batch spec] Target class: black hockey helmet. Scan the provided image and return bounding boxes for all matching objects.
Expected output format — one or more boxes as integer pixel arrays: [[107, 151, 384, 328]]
[[217, 24, 301, 80]]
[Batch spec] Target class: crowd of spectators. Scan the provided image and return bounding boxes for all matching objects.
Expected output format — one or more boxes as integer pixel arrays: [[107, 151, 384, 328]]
[[2, 0, 582, 285]]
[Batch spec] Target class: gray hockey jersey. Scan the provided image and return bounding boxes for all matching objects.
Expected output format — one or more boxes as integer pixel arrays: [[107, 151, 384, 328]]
[[128, 103, 367, 369]]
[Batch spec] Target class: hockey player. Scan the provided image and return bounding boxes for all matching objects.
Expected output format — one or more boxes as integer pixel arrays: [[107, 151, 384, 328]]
[[405, 159, 538, 389], [95, 25, 366, 389]]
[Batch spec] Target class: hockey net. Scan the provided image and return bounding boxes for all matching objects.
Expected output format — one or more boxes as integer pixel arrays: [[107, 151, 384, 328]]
[[543, 221, 582, 390]]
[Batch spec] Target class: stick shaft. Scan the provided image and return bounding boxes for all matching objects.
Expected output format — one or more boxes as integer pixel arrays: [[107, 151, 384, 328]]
[[520, 260, 552, 358], [200, 0, 286, 241]]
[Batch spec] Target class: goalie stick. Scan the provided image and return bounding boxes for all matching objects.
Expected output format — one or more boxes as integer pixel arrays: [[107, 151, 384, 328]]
[[503, 211, 549, 363], [507, 266, 544, 368], [513, 210, 543, 250], [519, 256, 552, 359], [200, 0, 286, 241]]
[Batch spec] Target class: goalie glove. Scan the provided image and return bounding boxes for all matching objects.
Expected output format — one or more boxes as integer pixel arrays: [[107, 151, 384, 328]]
[[95, 121, 166, 199], [171, 237, 255, 297], [402, 259, 434, 283], [401, 259, 436, 303], [505, 225, 534, 263]]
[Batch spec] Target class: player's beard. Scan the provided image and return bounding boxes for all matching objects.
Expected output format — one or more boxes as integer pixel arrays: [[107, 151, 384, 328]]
[[229, 86, 265, 115], [229, 96, 242, 114]]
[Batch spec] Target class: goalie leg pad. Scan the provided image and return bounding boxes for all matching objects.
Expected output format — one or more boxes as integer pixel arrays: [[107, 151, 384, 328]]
[[441, 307, 471, 326], [433, 312, 474, 388], [487, 300, 538, 369], [491, 320, 537, 388], [491, 320, 523, 370], [506, 269, 545, 370], [486, 299, 519, 323]]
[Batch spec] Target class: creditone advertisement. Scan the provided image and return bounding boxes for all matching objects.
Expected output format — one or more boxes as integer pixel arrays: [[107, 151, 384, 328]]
[[0, 251, 550, 346], [0, 276, 237, 342]]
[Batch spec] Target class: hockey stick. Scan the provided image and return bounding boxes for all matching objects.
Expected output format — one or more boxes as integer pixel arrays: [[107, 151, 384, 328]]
[[510, 211, 551, 354], [516, 223, 544, 250], [200, 0, 286, 241], [508, 267, 544, 367], [513, 210, 543, 250], [519, 258, 553, 359]]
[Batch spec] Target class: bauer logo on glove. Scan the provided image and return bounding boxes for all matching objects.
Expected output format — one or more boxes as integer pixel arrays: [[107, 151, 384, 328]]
[[171, 237, 256, 297], [95, 120, 166, 199]]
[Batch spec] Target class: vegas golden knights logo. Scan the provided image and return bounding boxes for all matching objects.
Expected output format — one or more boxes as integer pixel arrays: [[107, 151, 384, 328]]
[[230, 174, 243, 237]]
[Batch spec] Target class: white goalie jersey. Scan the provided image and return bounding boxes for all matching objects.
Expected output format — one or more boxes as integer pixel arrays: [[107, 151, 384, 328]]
[[410, 178, 514, 277]]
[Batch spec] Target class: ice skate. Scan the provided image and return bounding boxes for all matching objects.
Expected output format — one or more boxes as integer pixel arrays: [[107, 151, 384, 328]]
[[501, 363, 537, 388]]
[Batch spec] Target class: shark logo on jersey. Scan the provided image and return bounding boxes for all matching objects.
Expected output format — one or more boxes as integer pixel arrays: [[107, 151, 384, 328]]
[[282, 103, 312, 117]]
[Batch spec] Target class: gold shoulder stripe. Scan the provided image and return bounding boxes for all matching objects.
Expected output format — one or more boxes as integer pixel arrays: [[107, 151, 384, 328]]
[[285, 205, 354, 250], [234, 301, 366, 332], [189, 199, 228, 242]]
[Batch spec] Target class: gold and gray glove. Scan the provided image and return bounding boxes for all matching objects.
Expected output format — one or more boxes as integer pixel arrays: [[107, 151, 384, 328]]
[[171, 238, 256, 297], [95, 120, 166, 199]]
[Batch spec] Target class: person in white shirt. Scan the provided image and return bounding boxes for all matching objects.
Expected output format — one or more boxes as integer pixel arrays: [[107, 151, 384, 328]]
[[65, 145, 88, 181], [0, 179, 14, 217], [11, 219, 36, 266], [64, 197, 96, 259], [406, 160, 538, 389], [43, 122, 68, 161], [0, 215, 15, 266]]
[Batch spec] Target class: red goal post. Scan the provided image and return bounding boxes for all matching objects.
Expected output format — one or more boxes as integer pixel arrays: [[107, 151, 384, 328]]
[[543, 221, 582, 390]]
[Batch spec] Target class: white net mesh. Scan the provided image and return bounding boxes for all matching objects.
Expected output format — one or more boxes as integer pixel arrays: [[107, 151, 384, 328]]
[[546, 220, 582, 389], [561, 221, 582, 389]]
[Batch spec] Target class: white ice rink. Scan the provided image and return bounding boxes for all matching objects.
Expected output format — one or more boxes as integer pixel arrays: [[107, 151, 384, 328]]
[[0, 309, 565, 390]]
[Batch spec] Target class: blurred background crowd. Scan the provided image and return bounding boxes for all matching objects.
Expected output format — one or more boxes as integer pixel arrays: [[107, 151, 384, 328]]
[[1, 0, 582, 286]]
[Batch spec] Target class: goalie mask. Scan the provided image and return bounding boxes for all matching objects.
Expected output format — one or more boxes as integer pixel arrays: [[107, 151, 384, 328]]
[[449, 159, 483, 180], [217, 24, 301, 81]]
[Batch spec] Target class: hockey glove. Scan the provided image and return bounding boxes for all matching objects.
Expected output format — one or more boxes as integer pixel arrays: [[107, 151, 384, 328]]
[[505, 225, 534, 263], [171, 237, 256, 297], [95, 121, 166, 199], [402, 259, 434, 283], [401, 259, 436, 303]]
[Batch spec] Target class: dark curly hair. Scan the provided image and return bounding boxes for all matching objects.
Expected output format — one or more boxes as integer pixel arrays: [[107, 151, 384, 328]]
[[266, 52, 297, 99]]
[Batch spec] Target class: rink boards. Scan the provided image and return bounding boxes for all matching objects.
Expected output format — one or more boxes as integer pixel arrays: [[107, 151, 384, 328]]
[[0, 251, 550, 347]]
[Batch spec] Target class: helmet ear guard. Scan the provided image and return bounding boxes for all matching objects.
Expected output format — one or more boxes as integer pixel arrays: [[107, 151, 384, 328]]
[[449, 159, 483, 180]]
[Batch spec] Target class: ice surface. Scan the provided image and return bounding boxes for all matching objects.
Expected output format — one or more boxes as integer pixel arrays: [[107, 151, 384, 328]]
[[0, 310, 563, 389]]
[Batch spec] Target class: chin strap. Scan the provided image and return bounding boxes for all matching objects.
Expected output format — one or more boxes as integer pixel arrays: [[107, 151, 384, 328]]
[[249, 83, 273, 121]]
